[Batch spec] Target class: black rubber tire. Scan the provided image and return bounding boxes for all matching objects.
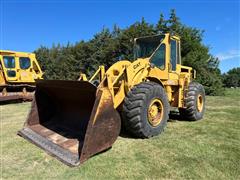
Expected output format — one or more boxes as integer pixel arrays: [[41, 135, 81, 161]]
[[179, 82, 205, 121], [122, 82, 169, 138]]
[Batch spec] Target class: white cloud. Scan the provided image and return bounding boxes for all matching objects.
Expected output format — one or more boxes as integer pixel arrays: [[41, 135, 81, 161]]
[[216, 49, 240, 61]]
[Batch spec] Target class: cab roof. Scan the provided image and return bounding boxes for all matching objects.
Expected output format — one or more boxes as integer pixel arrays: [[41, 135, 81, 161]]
[[134, 33, 180, 42], [0, 50, 35, 57]]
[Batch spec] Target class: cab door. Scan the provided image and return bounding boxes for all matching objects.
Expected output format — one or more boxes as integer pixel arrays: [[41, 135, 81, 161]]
[[18, 56, 35, 82], [148, 38, 169, 80], [2, 55, 18, 82], [169, 38, 181, 81]]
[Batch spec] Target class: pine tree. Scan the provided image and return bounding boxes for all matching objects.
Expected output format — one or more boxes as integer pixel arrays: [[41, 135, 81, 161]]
[[168, 9, 181, 32], [156, 13, 168, 33]]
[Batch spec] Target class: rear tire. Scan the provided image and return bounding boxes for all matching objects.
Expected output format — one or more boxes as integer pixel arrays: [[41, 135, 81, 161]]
[[122, 82, 169, 138], [179, 82, 205, 121]]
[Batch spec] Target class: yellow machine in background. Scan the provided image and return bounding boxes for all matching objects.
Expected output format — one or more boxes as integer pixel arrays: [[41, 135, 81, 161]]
[[0, 50, 43, 101], [19, 33, 205, 166]]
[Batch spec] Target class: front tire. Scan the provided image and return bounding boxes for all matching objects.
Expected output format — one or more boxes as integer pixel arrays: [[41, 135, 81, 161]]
[[179, 82, 205, 121], [122, 82, 169, 138]]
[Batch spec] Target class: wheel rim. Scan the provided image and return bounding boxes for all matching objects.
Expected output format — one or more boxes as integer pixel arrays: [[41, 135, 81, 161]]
[[197, 94, 203, 112], [148, 99, 164, 127]]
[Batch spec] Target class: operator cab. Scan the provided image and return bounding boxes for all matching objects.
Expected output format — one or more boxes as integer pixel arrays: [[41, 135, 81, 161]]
[[0, 50, 43, 83], [134, 33, 181, 73]]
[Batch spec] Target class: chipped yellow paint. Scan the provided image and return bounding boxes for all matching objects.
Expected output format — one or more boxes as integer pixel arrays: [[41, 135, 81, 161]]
[[148, 98, 164, 127]]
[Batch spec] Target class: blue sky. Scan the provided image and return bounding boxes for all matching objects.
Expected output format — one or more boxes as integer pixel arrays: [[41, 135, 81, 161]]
[[1, 0, 239, 73]]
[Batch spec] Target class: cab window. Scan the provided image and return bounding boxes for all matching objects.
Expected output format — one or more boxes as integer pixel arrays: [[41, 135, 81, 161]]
[[150, 44, 166, 70], [19, 57, 31, 69], [177, 41, 181, 64], [7, 70, 16, 77], [170, 40, 177, 71], [3, 56, 15, 68]]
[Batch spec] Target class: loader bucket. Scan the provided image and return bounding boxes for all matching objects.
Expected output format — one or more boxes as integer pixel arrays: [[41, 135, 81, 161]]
[[18, 80, 121, 166]]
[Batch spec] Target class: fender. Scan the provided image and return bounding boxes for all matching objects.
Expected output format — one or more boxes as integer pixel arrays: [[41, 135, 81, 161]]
[[146, 76, 164, 87]]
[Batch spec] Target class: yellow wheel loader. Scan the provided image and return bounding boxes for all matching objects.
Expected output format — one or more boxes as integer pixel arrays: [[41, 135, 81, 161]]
[[0, 50, 43, 102], [18, 33, 205, 166]]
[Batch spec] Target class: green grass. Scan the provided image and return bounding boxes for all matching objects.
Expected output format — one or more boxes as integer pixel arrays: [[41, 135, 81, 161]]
[[1, 89, 240, 179]]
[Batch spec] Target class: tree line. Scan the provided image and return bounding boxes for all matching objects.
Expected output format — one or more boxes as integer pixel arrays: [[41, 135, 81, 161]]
[[222, 67, 240, 88], [35, 9, 224, 95]]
